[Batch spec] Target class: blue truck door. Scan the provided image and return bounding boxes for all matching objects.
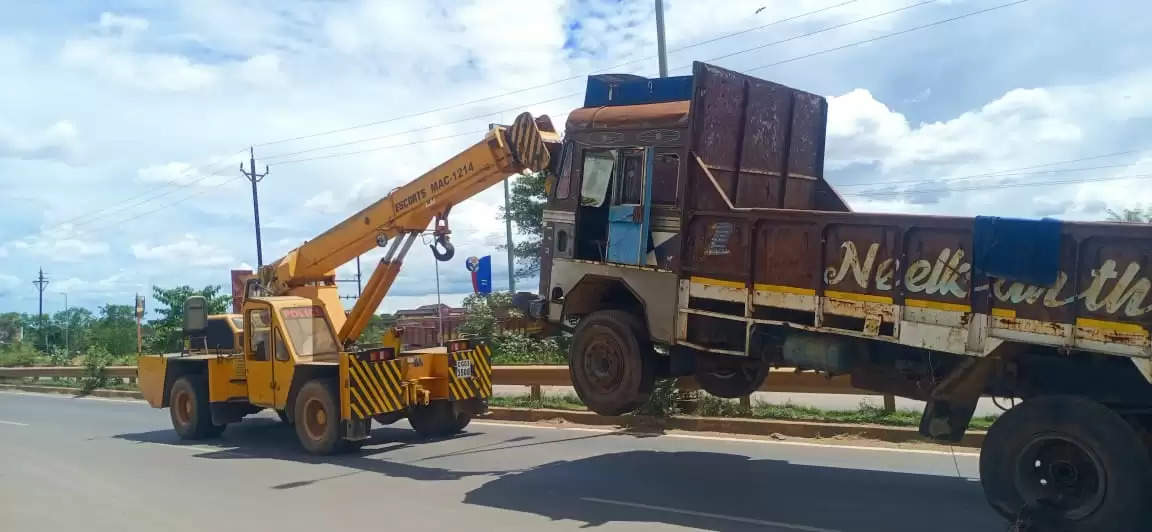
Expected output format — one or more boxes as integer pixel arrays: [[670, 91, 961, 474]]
[[606, 148, 653, 265]]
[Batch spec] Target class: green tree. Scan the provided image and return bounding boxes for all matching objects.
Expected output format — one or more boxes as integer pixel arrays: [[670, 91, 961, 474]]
[[0, 312, 23, 345], [501, 171, 548, 280], [147, 285, 229, 352], [358, 313, 397, 345], [91, 304, 138, 358]]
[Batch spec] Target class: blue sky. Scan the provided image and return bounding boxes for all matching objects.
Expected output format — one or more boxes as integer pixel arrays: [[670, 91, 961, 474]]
[[2, 0, 1150, 316]]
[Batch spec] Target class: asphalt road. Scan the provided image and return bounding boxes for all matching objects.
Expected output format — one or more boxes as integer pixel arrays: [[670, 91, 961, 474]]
[[0, 391, 1005, 532]]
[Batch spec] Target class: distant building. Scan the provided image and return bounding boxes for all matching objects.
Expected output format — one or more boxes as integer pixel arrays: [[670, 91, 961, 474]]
[[395, 303, 466, 348]]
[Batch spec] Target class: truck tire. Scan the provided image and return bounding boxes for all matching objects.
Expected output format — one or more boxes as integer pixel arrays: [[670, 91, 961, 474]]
[[694, 355, 768, 398], [409, 400, 469, 438], [169, 375, 220, 439], [569, 310, 655, 416], [293, 379, 345, 455], [980, 395, 1152, 531]]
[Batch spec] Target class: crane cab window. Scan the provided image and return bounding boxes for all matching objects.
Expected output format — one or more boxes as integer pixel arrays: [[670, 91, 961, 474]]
[[247, 308, 271, 361], [274, 329, 290, 362], [280, 306, 339, 360]]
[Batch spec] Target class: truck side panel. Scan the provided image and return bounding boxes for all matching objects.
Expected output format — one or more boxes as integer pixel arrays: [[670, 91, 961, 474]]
[[681, 209, 1152, 360]]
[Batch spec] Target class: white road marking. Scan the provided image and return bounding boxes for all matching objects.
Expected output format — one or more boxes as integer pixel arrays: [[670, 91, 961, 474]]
[[0, 419, 29, 426], [581, 496, 841, 532], [472, 421, 981, 457]]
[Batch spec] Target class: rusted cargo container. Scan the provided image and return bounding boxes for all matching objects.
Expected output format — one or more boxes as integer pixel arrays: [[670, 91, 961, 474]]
[[535, 61, 1152, 530]]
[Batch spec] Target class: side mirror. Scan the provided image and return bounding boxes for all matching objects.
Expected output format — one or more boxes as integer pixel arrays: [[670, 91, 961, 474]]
[[184, 296, 208, 336]]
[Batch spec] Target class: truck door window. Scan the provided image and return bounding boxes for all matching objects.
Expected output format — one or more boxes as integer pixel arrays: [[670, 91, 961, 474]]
[[580, 150, 616, 207], [614, 151, 644, 205], [555, 143, 574, 200], [247, 308, 270, 361], [280, 306, 339, 358], [652, 152, 679, 205], [274, 329, 290, 361]]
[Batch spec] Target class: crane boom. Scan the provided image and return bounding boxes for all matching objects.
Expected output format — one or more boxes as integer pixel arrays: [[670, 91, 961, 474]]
[[256, 112, 557, 344]]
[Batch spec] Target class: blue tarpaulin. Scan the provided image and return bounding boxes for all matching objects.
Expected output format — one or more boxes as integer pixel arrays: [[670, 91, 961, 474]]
[[972, 216, 1062, 286]]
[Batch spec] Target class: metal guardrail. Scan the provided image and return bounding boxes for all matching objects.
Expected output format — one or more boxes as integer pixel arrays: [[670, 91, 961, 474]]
[[1, 365, 872, 395]]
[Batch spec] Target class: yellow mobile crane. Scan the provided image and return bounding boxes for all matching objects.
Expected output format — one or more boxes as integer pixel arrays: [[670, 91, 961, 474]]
[[138, 113, 558, 454]]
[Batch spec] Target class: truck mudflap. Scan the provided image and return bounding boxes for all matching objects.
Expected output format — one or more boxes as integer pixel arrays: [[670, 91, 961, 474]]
[[448, 343, 493, 401]]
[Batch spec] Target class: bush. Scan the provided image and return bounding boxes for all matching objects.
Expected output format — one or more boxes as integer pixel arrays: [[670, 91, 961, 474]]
[[634, 378, 684, 418], [80, 345, 114, 393], [46, 346, 74, 366], [0, 342, 42, 367], [489, 332, 567, 365]]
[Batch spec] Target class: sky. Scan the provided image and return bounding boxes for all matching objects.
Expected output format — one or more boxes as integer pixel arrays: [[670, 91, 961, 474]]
[[1, 0, 1150, 317]]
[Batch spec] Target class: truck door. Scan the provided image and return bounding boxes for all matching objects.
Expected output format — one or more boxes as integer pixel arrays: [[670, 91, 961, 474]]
[[244, 304, 275, 407], [606, 147, 653, 265]]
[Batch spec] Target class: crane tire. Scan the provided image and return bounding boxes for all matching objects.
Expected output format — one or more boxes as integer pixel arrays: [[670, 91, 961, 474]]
[[169, 375, 220, 439]]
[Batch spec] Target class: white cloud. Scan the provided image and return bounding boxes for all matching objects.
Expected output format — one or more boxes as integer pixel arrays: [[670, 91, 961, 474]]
[[131, 234, 235, 266], [52, 271, 143, 295], [1, 224, 110, 262], [238, 54, 286, 87], [60, 36, 220, 91], [98, 12, 150, 35], [0, 120, 80, 161], [137, 161, 220, 186], [0, 273, 18, 297]]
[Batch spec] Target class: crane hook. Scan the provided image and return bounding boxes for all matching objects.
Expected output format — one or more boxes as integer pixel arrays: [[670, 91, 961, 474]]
[[430, 234, 455, 262]]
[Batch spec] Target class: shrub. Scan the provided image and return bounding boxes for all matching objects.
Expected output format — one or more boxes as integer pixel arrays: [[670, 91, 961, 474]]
[[0, 342, 42, 367], [80, 345, 114, 393]]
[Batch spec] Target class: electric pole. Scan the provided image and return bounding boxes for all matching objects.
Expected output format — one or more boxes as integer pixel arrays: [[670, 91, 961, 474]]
[[241, 147, 268, 267], [655, 0, 669, 77], [32, 269, 48, 349]]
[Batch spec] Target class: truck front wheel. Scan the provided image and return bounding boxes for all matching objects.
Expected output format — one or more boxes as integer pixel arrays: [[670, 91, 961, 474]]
[[294, 379, 346, 455], [569, 310, 655, 415], [980, 395, 1152, 531]]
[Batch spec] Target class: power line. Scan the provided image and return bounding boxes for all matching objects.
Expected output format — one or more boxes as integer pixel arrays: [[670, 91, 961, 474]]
[[746, 0, 1032, 73], [251, 0, 862, 149], [835, 149, 1146, 188]]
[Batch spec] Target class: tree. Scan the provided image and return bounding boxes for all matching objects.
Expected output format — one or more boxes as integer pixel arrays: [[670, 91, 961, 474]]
[[91, 304, 138, 358], [1107, 207, 1151, 223], [358, 313, 397, 345], [0, 312, 22, 345], [147, 285, 229, 352], [501, 171, 548, 280]]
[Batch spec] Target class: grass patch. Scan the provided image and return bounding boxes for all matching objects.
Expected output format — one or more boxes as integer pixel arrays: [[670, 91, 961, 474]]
[[488, 393, 586, 411], [490, 392, 999, 430]]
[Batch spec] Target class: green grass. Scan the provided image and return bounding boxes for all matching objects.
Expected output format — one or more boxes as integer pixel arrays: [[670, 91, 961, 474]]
[[490, 392, 1000, 430], [488, 393, 586, 411]]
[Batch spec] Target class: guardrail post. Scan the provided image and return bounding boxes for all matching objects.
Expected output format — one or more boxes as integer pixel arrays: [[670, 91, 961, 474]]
[[883, 394, 896, 412], [739, 394, 752, 413], [530, 384, 542, 402]]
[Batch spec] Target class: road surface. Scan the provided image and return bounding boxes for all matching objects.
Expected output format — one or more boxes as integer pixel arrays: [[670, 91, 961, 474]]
[[0, 391, 1005, 531]]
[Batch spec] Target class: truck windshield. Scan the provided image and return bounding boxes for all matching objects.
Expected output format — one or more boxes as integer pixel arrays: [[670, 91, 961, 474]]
[[279, 306, 339, 358]]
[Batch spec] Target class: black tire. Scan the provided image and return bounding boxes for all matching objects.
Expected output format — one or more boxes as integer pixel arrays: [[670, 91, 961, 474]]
[[569, 310, 655, 416], [980, 395, 1152, 531], [169, 375, 220, 439], [409, 400, 469, 438], [694, 354, 768, 398], [293, 379, 344, 455]]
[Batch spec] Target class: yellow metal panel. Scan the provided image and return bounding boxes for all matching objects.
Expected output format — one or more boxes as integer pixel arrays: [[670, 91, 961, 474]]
[[825, 290, 894, 304], [207, 357, 248, 403], [690, 276, 745, 289], [1076, 318, 1149, 337], [136, 355, 168, 407], [339, 353, 351, 421], [905, 298, 971, 312], [753, 283, 816, 296], [991, 308, 1017, 318]]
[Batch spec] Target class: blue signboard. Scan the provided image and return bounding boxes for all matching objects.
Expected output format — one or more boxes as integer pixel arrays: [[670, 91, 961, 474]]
[[467, 255, 492, 294]]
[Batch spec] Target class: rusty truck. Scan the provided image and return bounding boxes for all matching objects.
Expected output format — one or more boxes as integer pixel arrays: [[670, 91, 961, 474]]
[[531, 62, 1152, 530]]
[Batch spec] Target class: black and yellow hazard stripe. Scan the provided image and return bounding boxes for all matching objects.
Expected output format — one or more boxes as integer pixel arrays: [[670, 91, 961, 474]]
[[448, 344, 493, 401], [347, 356, 407, 419], [508, 112, 550, 172]]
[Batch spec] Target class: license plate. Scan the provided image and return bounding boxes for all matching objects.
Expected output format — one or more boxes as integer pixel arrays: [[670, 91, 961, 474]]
[[454, 359, 473, 379]]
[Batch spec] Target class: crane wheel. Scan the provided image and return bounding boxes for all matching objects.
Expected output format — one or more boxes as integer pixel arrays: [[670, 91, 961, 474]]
[[294, 379, 345, 455], [409, 400, 469, 438], [169, 375, 222, 439], [569, 310, 655, 416], [980, 395, 1152, 531]]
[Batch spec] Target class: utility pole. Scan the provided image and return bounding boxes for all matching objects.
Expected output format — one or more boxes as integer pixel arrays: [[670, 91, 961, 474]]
[[655, 0, 669, 77], [503, 178, 516, 293], [32, 269, 48, 349], [241, 147, 269, 267]]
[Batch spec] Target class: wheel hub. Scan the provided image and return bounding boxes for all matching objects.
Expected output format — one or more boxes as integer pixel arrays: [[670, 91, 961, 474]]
[[174, 390, 192, 425], [584, 327, 625, 393], [302, 398, 328, 441], [1015, 435, 1106, 520]]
